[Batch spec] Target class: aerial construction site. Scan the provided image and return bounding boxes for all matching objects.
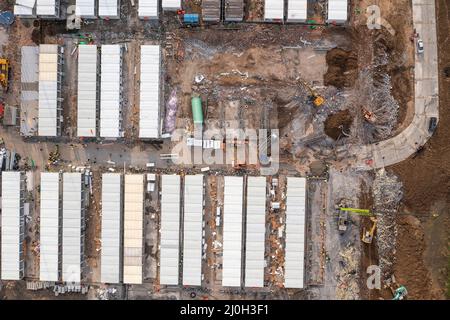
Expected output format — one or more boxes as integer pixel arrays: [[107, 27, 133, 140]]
[[0, 0, 448, 302]]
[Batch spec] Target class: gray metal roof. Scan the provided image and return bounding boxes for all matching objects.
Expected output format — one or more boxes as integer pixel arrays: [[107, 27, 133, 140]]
[[1, 172, 24, 280], [62, 173, 83, 283], [98, 0, 119, 18], [182, 175, 203, 286], [160, 175, 181, 285], [162, 0, 181, 10], [264, 0, 284, 20], [287, 0, 307, 22], [76, 0, 96, 18], [139, 45, 161, 138], [40, 172, 60, 281], [38, 44, 60, 137], [20, 46, 39, 137], [101, 173, 122, 283], [77, 45, 98, 137], [139, 0, 158, 18], [244, 176, 266, 288], [123, 174, 143, 284], [100, 45, 122, 138], [327, 0, 348, 23], [284, 177, 306, 288], [222, 176, 243, 287]]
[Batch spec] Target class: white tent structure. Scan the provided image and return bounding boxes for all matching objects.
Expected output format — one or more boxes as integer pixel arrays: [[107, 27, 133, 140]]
[[160, 175, 181, 285], [138, 0, 159, 19], [287, 0, 307, 22], [327, 0, 348, 24]]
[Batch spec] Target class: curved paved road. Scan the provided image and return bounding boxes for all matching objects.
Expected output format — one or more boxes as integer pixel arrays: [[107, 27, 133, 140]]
[[350, 0, 439, 170]]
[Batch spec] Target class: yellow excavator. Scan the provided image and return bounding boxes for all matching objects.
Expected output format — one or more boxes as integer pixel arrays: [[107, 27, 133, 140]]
[[300, 80, 325, 107], [0, 58, 9, 91], [337, 207, 378, 244]]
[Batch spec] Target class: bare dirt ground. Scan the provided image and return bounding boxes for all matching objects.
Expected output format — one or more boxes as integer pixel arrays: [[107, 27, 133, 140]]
[[390, 0, 450, 300]]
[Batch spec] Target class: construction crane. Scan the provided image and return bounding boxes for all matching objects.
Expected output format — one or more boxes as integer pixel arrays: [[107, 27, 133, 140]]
[[0, 58, 9, 91], [299, 79, 325, 107]]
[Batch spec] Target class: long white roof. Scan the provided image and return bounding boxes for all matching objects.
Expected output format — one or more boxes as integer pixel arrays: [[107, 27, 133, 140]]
[[100, 45, 122, 138], [38, 44, 60, 137], [36, 0, 59, 16], [101, 173, 122, 283], [264, 0, 284, 20], [75, 0, 96, 18], [62, 173, 83, 283], [327, 0, 348, 23], [123, 174, 143, 284], [284, 177, 306, 288], [182, 175, 203, 286], [160, 175, 181, 285], [287, 0, 307, 22], [77, 45, 97, 137], [1, 172, 24, 280], [222, 176, 243, 287], [139, 45, 161, 138], [245, 177, 266, 288], [162, 0, 181, 10], [99, 0, 119, 18], [139, 0, 158, 18], [40, 172, 60, 282]]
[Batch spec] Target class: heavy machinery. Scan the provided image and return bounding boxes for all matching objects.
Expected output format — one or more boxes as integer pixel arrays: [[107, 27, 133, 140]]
[[299, 80, 325, 107], [336, 207, 378, 243], [387, 275, 408, 300], [361, 216, 378, 244], [0, 58, 9, 91]]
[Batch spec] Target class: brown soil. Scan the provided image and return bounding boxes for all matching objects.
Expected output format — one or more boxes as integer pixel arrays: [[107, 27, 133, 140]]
[[324, 110, 353, 140], [324, 48, 358, 88], [390, 0, 450, 300]]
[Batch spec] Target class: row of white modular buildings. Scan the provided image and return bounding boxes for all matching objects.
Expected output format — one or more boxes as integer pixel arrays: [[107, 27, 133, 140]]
[[20, 43, 161, 139], [14, 0, 348, 24], [0, 172, 306, 289], [14, 0, 182, 19]]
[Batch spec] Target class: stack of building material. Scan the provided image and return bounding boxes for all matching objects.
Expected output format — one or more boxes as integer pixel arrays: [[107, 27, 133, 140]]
[[20, 46, 39, 136], [123, 174, 144, 284], [101, 173, 123, 284], [244, 177, 266, 288], [1, 172, 25, 280], [99, 0, 120, 19], [100, 45, 122, 138], [62, 173, 85, 283], [162, 0, 181, 11], [224, 0, 244, 22], [222, 176, 244, 287], [138, 0, 159, 19], [182, 175, 204, 286], [327, 0, 348, 24], [38, 44, 62, 137], [284, 177, 306, 288], [14, 0, 36, 17], [264, 0, 284, 21], [77, 45, 98, 137], [40, 172, 61, 282], [160, 175, 181, 285], [139, 45, 161, 139], [202, 0, 221, 22], [75, 0, 96, 18], [36, 0, 60, 18], [287, 0, 307, 22]]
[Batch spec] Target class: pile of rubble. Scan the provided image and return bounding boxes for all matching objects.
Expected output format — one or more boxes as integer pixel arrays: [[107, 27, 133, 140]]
[[373, 169, 403, 278], [335, 245, 360, 300]]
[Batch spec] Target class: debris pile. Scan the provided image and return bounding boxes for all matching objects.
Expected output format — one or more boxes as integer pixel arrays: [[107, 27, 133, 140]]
[[336, 245, 360, 300], [372, 169, 403, 278]]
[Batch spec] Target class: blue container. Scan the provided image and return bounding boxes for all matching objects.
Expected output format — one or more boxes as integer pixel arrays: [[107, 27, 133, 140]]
[[0, 12, 14, 26], [183, 14, 199, 25]]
